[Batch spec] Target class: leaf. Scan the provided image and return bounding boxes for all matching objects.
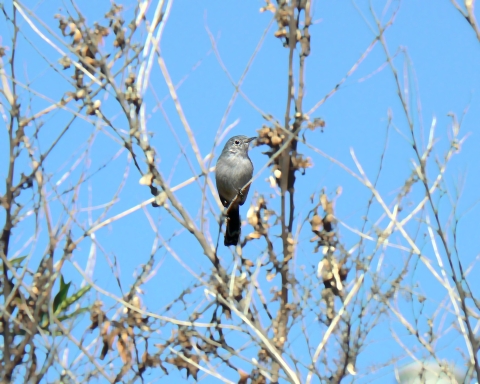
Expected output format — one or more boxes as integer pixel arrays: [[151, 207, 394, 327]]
[[10, 255, 27, 266], [0, 256, 27, 272], [40, 312, 50, 329], [57, 307, 90, 322], [55, 285, 92, 315], [53, 275, 71, 314]]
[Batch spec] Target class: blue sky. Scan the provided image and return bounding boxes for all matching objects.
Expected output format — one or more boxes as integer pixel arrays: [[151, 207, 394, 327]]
[[1, 0, 480, 382]]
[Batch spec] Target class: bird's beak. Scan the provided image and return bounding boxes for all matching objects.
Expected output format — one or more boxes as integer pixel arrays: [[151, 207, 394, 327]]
[[246, 137, 256, 144]]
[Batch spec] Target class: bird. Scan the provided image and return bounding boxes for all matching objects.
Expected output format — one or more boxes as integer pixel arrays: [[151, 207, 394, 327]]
[[215, 135, 255, 246]]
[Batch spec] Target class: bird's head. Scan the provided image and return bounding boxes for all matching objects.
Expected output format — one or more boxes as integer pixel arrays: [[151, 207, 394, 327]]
[[223, 135, 256, 155]]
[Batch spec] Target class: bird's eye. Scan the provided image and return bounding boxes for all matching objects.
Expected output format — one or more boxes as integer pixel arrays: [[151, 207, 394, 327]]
[[234, 140, 240, 145]]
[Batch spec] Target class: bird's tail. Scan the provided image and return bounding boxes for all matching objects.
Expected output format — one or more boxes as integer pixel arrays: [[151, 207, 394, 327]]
[[225, 205, 241, 246]]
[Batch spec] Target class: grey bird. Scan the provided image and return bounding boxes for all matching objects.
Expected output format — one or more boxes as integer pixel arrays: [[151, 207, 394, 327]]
[[215, 135, 255, 246]]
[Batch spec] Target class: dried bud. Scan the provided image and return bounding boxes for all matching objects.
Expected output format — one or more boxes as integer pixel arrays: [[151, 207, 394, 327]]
[[125, 73, 136, 86], [139, 173, 153, 186], [146, 150, 155, 164], [271, 135, 282, 145], [247, 231, 261, 240], [75, 89, 86, 100], [269, 175, 277, 188], [68, 22, 77, 36], [58, 56, 71, 69], [311, 215, 322, 231], [295, 29, 302, 42], [73, 28, 82, 43], [155, 192, 167, 206], [247, 206, 258, 226]]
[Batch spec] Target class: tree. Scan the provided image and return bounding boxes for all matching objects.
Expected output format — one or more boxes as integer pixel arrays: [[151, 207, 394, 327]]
[[1, 0, 480, 382]]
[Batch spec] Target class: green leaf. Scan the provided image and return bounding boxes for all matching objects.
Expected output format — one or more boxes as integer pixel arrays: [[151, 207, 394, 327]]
[[57, 306, 90, 322], [54, 285, 92, 315], [53, 275, 71, 314], [40, 312, 50, 329], [0, 256, 27, 272], [10, 256, 27, 266]]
